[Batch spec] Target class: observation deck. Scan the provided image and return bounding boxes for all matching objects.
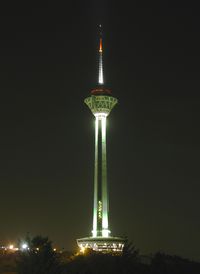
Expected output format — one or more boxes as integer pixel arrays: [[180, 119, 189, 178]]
[[84, 88, 118, 116]]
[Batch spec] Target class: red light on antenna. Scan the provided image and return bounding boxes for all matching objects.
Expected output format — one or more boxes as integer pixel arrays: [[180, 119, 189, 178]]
[[99, 38, 102, 52]]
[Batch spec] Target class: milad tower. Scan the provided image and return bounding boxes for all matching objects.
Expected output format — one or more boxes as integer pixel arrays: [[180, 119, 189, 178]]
[[77, 26, 125, 252]]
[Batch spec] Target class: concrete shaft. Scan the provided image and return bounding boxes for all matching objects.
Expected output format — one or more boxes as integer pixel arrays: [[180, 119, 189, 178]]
[[92, 114, 109, 237], [85, 94, 117, 238]]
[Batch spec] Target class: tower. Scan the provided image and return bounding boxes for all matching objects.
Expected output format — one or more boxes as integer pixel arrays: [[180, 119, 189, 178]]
[[77, 26, 125, 252]]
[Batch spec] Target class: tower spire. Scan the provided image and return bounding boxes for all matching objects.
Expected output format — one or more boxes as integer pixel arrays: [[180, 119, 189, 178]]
[[98, 24, 104, 85]]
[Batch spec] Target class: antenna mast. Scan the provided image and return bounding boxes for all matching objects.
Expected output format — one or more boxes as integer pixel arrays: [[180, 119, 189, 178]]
[[98, 24, 104, 85]]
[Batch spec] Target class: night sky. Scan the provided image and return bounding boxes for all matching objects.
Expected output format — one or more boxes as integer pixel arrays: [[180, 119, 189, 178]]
[[0, 1, 199, 261]]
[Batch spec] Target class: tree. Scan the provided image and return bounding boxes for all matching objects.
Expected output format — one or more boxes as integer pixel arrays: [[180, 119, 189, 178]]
[[150, 252, 200, 274], [16, 235, 62, 274], [63, 241, 143, 274]]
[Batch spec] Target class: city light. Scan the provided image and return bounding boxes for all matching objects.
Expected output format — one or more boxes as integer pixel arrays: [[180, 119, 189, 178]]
[[21, 243, 28, 250], [80, 246, 85, 254]]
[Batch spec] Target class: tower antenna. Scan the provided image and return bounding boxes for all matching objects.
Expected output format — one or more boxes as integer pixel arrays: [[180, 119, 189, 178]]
[[98, 24, 104, 85]]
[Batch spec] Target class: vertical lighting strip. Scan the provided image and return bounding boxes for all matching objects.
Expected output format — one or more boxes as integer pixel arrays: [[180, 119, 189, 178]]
[[101, 115, 110, 237], [92, 117, 99, 237]]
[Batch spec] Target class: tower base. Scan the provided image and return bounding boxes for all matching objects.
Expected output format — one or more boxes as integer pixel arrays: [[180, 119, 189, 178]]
[[77, 236, 125, 253]]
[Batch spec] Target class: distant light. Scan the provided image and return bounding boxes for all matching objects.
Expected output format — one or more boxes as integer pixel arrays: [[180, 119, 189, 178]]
[[21, 243, 28, 250], [53, 248, 57, 252], [80, 246, 85, 254], [9, 245, 14, 250]]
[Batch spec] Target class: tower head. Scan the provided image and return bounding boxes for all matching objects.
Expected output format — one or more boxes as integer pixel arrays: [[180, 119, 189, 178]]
[[85, 25, 118, 117], [84, 95, 117, 117]]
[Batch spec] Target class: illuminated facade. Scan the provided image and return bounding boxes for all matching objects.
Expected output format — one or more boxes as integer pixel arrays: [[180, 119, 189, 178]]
[[77, 26, 125, 252]]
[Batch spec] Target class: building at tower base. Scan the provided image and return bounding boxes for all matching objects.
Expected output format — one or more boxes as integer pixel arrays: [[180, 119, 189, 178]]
[[77, 237, 125, 253]]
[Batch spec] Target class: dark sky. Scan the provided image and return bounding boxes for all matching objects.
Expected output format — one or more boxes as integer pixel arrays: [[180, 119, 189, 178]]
[[0, 0, 200, 261]]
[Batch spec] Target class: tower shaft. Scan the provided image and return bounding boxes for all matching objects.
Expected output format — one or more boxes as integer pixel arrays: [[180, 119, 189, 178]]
[[93, 114, 109, 237]]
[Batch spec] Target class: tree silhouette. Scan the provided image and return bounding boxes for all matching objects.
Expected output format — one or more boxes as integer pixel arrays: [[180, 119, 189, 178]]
[[150, 252, 200, 274], [63, 241, 144, 274], [15, 235, 200, 274], [16, 235, 62, 274]]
